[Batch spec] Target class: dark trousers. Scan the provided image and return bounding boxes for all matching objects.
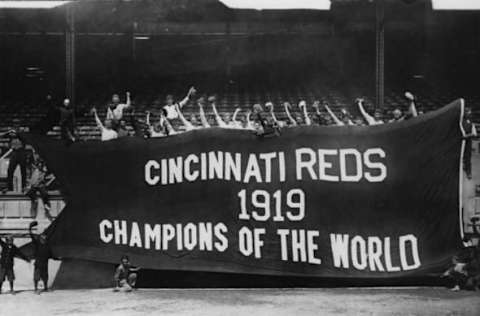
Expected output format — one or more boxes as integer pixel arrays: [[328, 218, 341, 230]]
[[26, 185, 51, 219], [7, 149, 27, 191], [464, 138, 472, 177]]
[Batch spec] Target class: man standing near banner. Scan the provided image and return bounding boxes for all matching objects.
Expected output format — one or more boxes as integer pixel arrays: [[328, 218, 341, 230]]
[[29, 221, 54, 293], [0, 235, 30, 294]]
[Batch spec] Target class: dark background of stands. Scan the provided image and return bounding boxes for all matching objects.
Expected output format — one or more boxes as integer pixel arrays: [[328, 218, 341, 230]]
[[1, 0, 480, 141]]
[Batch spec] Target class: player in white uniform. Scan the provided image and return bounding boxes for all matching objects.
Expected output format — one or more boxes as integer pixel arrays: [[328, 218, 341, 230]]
[[163, 87, 196, 120], [93, 108, 118, 141], [107, 92, 131, 121]]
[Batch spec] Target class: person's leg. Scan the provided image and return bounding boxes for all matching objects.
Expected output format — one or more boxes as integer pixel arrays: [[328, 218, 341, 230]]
[[38, 186, 52, 220], [41, 266, 49, 291], [27, 188, 38, 218], [464, 138, 473, 179], [7, 269, 15, 293], [128, 273, 137, 288], [6, 152, 19, 191], [18, 151, 27, 192], [34, 265, 41, 292], [118, 279, 131, 292], [0, 268, 5, 293]]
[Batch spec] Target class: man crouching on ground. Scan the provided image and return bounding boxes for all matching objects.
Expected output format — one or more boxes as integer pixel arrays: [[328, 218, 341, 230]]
[[114, 255, 140, 292]]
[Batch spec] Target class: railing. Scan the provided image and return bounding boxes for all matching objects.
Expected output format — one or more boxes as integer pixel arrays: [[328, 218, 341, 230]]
[[0, 192, 64, 234]]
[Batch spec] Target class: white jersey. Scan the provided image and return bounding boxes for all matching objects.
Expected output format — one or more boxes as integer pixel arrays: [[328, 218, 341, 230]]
[[163, 105, 179, 120], [101, 128, 118, 141], [107, 103, 129, 121]]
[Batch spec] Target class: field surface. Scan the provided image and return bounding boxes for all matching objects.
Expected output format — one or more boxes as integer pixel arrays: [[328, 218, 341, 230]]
[[0, 287, 479, 316]]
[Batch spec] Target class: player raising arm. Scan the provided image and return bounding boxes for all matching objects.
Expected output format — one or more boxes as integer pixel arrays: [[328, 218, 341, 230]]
[[145, 111, 166, 137], [163, 87, 196, 120], [93, 108, 118, 141], [231, 108, 243, 129], [197, 97, 211, 128], [356, 98, 383, 125], [209, 96, 228, 128], [404, 91, 418, 117], [324, 103, 344, 126], [245, 110, 255, 130], [107, 92, 131, 121], [175, 103, 196, 131], [283, 102, 297, 126], [298, 100, 312, 126]]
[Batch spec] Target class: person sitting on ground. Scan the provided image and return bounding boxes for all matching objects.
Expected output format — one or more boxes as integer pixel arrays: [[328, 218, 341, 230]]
[[0, 235, 30, 294], [357, 98, 384, 125], [93, 107, 118, 141], [114, 255, 140, 292], [298, 100, 312, 126], [324, 103, 345, 126], [107, 92, 131, 122], [29, 221, 55, 294], [163, 87, 196, 120], [283, 102, 297, 127], [25, 151, 54, 221], [442, 255, 469, 291]]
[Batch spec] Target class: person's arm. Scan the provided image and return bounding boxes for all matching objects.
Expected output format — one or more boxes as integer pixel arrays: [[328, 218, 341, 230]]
[[175, 104, 194, 131], [405, 92, 418, 117], [162, 115, 176, 135], [324, 104, 344, 126], [232, 108, 241, 123], [283, 103, 297, 126], [265, 102, 278, 125], [106, 107, 114, 120], [145, 111, 152, 127], [198, 104, 210, 128], [178, 87, 196, 108], [125, 91, 131, 108], [341, 109, 355, 125], [299, 101, 311, 126], [14, 246, 30, 263], [0, 237, 5, 247], [356, 99, 376, 125], [29, 221, 39, 244], [92, 108, 104, 130], [245, 111, 254, 129], [211, 103, 227, 127]]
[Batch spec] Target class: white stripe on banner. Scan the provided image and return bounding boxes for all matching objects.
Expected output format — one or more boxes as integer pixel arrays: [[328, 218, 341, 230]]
[[219, 0, 331, 11]]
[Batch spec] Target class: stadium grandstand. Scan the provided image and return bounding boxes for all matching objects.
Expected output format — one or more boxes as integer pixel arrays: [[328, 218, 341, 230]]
[[0, 0, 480, 291]]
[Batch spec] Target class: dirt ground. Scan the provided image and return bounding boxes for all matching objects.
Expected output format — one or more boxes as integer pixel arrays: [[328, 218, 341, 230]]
[[0, 287, 478, 316]]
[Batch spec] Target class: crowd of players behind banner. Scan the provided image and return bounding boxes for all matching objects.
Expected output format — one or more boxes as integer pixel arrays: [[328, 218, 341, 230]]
[[1, 86, 480, 293]]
